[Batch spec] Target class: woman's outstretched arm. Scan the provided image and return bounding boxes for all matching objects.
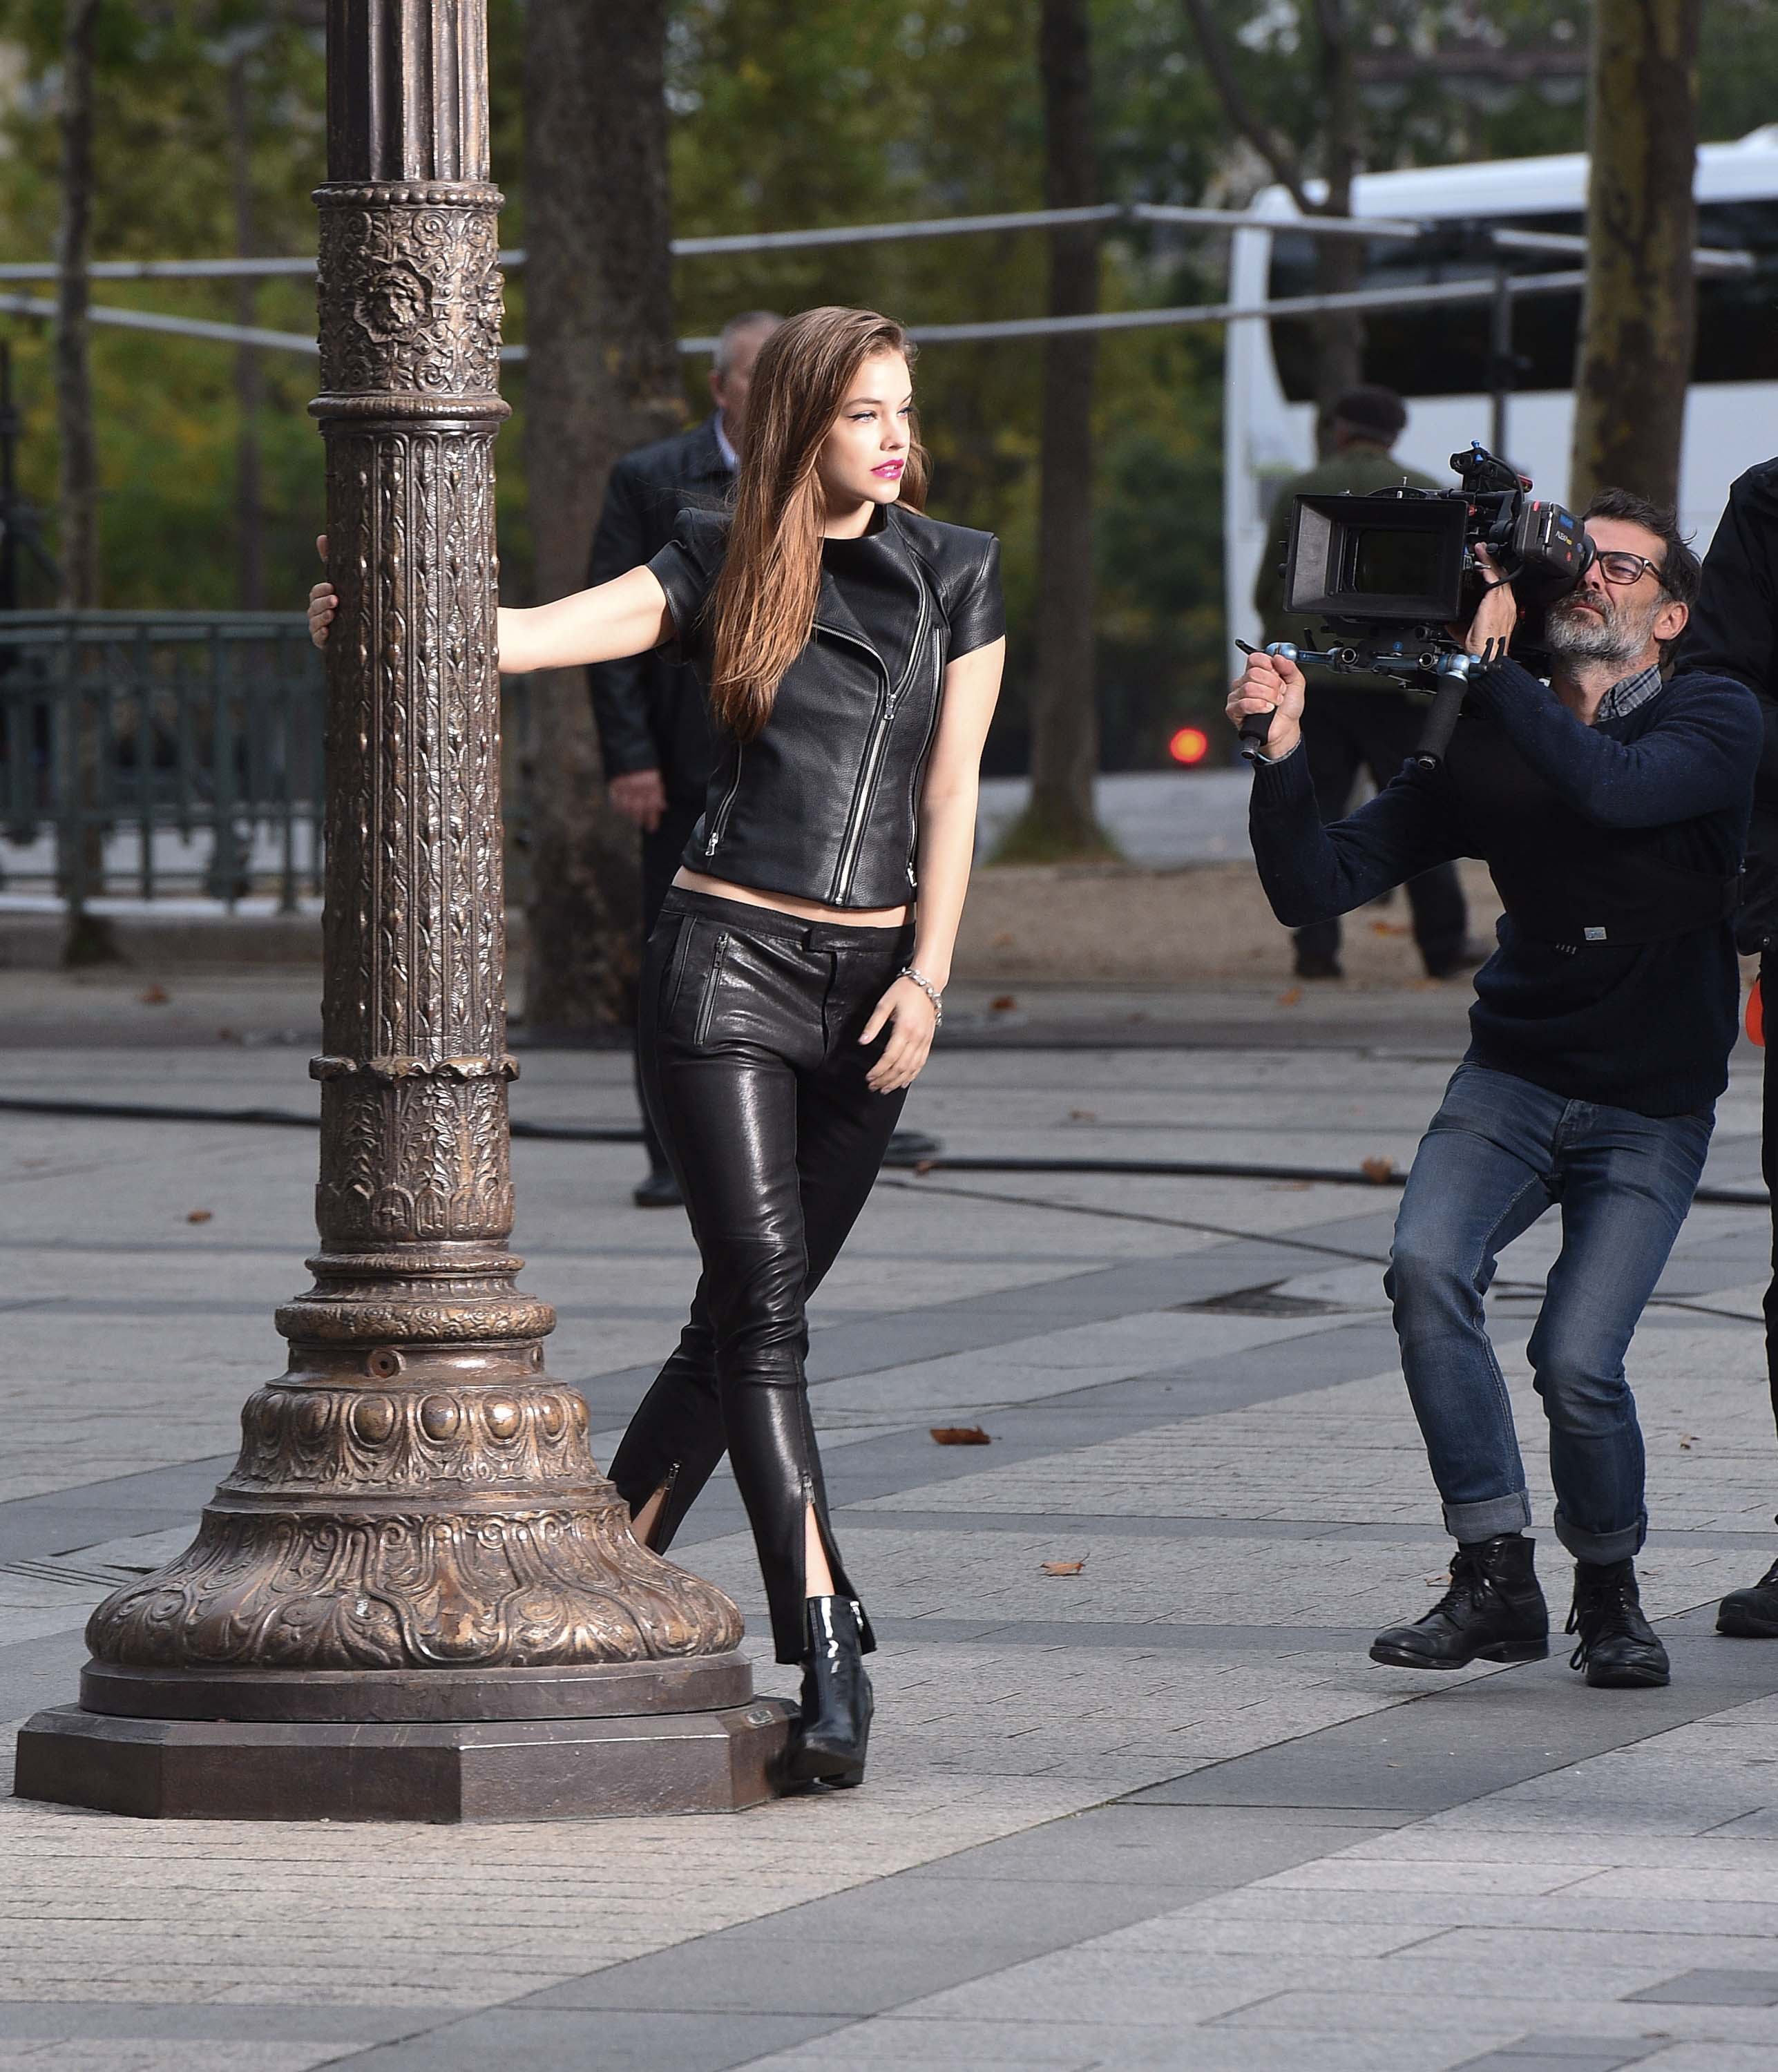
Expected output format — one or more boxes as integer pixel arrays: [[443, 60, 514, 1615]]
[[860, 635, 1006, 1093], [306, 533, 675, 673]]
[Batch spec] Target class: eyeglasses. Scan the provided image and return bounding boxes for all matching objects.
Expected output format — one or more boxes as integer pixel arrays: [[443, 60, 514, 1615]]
[[1593, 550, 1666, 589]]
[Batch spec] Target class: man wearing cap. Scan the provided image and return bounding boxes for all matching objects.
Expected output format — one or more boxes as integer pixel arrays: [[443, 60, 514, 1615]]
[[1254, 383, 1473, 981]]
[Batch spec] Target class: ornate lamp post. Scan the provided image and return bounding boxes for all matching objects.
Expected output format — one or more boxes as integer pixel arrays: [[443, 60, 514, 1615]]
[[16, 0, 790, 1821]]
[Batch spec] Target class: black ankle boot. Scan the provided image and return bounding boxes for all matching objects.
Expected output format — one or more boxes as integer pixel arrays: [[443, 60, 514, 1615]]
[[1567, 1559, 1669, 1687], [1717, 1555, 1778, 1638], [1370, 1534, 1549, 1670], [787, 1596, 872, 1788]]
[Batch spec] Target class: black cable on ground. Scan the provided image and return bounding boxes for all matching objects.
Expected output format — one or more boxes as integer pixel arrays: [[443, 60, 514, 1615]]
[[3, 1093, 1767, 1207], [879, 1174, 1766, 1326], [0, 1093, 643, 1142]]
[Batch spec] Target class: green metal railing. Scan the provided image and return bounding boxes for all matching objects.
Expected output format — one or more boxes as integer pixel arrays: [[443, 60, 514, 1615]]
[[0, 612, 325, 908]]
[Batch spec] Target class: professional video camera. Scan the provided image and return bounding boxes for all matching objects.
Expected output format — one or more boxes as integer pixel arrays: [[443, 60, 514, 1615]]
[[1238, 443, 1594, 767]]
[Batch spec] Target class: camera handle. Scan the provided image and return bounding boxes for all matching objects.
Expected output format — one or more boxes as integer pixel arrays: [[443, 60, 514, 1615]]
[[1232, 640, 1299, 762], [1410, 651, 1483, 770]]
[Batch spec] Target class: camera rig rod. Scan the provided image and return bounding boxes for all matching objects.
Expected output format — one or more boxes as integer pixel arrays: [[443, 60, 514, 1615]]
[[1235, 641, 1488, 769]]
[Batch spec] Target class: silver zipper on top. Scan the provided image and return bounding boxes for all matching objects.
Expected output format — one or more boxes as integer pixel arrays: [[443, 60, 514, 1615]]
[[703, 743, 744, 856], [903, 631, 946, 889], [827, 575, 931, 905]]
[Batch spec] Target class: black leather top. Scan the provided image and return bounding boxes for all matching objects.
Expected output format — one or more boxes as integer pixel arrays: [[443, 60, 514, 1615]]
[[648, 503, 1003, 909]]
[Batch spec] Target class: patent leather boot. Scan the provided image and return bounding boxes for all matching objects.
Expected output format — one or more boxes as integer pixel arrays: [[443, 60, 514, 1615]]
[[787, 1596, 872, 1788], [1370, 1533, 1549, 1670], [1567, 1560, 1669, 1687]]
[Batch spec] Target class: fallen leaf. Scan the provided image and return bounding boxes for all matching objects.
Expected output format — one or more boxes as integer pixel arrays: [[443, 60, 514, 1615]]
[[1426, 1571, 1452, 1587], [1361, 1155, 1397, 1183], [1068, 1109, 1098, 1123], [990, 930, 1015, 948], [914, 1159, 936, 1176], [1679, 1435, 1696, 1451], [930, 1425, 991, 1446], [1277, 986, 1303, 1007], [1370, 921, 1411, 937], [990, 994, 1019, 1013], [216, 1026, 244, 1044], [186, 1209, 213, 1224], [1040, 1560, 1087, 1577], [137, 983, 169, 1005]]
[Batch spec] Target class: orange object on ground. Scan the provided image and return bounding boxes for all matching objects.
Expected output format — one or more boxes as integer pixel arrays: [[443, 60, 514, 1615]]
[[1749, 975, 1765, 1047]]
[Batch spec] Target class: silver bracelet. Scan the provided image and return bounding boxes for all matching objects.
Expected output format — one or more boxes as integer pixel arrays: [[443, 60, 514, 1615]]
[[899, 964, 944, 1025]]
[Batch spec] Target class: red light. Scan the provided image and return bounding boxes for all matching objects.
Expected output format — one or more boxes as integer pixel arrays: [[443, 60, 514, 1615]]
[[1169, 726, 1210, 766]]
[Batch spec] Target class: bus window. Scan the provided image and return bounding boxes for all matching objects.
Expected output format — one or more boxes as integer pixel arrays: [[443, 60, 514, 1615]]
[[1266, 200, 1778, 400]]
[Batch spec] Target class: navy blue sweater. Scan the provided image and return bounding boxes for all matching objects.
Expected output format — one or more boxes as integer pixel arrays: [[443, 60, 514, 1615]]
[[1248, 661, 1761, 1117]]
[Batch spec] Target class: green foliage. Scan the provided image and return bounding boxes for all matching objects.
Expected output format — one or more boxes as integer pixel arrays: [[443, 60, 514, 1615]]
[[0, 1, 1773, 765]]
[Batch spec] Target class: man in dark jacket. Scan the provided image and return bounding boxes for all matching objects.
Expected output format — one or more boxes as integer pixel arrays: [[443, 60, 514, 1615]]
[[1675, 458, 1778, 1638], [1254, 384, 1472, 981], [589, 311, 778, 1206], [1232, 489, 1759, 1689]]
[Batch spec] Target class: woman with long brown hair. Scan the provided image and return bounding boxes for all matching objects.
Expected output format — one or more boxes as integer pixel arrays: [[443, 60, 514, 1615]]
[[309, 306, 1004, 1789]]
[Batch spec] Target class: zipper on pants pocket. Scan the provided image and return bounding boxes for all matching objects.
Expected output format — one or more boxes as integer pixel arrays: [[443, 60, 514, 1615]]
[[694, 932, 731, 1046]]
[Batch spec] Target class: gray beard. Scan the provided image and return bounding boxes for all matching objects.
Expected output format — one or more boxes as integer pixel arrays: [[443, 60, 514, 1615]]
[[1543, 597, 1654, 666]]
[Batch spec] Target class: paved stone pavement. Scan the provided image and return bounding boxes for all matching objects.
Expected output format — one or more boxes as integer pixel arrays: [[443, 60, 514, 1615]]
[[3, 1012, 1778, 2072]]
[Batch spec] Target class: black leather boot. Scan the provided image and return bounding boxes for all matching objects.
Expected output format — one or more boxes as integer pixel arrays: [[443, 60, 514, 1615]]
[[1370, 1534, 1549, 1669], [1567, 1560, 1670, 1687], [787, 1596, 872, 1788], [1717, 1555, 1778, 1638]]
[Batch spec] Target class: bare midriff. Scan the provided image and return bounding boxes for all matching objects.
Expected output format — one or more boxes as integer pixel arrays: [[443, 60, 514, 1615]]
[[672, 866, 910, 929]]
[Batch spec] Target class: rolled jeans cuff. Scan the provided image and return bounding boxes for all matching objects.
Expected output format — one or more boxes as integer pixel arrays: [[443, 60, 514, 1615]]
[[1443, 1490, 1532, 1544], [1553, 1506, 1647, 1566]]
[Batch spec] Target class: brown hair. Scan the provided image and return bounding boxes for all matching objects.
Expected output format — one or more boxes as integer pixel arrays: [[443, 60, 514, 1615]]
[[708, 306, 930, 738]]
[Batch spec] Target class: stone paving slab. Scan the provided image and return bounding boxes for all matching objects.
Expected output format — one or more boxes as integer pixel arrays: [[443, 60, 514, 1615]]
[[3, 1039, 1778, 2070]]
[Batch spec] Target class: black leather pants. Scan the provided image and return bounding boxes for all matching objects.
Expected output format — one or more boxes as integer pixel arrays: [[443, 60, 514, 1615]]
[[609, 887, 911, 1662]]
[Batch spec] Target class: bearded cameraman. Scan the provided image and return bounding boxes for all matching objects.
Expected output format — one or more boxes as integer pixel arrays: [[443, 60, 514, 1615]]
[[1229, 492, 1759, 1690]]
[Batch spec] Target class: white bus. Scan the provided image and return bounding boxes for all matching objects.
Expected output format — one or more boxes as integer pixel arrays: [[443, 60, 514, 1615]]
[[1224, 126, 1778, 659]]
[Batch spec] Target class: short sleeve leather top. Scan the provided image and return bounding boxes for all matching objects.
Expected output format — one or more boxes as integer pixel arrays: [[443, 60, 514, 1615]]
[[647, 503, 1003, 910]]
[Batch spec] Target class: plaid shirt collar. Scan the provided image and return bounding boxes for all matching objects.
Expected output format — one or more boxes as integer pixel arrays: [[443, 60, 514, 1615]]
[[1594, 661, 1664, 723]]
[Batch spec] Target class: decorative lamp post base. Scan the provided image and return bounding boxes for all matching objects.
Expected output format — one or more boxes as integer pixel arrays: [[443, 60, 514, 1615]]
[[15, 1697, 796, 1823], [6, 6, 790, 1827]]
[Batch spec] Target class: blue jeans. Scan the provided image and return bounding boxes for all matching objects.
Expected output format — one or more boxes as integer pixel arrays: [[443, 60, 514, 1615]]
[[1388, 1062, 1712, 1564]]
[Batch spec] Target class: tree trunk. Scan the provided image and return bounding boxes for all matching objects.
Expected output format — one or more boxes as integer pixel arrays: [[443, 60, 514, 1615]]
[[56, 0, 114, 966], [1001, 0, 1109, 861], [1310, 1, 1364, 456], [55, 0, 99, 611], [519, 0, 683, 1036], [229, 45, 265, 610], [1569, 0, 1703, 510]]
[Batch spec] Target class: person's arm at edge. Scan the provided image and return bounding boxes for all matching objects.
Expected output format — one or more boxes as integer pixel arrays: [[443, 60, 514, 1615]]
[[1675, 465, 1778, 796]]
